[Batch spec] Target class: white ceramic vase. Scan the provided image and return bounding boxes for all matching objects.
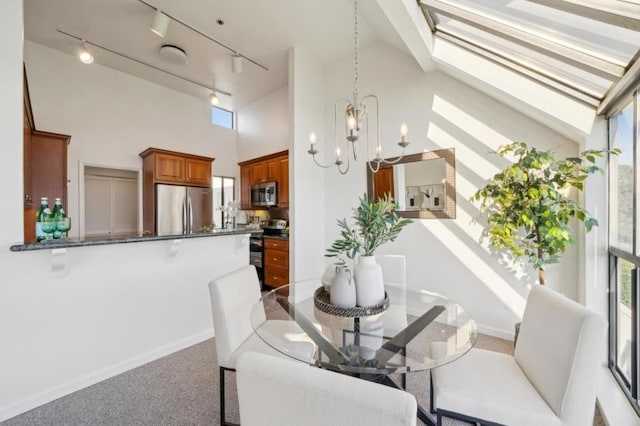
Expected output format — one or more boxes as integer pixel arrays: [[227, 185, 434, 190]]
[[354, 255, 385, 307], [330, 265, 356, 308]]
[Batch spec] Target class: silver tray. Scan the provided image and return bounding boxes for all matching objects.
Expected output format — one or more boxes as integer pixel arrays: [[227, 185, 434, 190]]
[[313, 287, 389, 317]]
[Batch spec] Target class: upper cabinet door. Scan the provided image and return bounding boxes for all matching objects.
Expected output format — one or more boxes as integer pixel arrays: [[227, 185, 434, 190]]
[[278, 156, 289, 208], [266, 158, 280, 181], [251, 162, 266, 184], [154, 153, 185, 184], [185, 158, 212, 186]]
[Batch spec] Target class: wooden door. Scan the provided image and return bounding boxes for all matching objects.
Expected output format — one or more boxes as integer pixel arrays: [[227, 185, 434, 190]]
[[185, 158, 211, 187], [266, 158, 279, 181], [373, 166, 394, 202], [278, 156, 289, 208], [240, 166, 252, 210], [251, 162, 266, 184], [154, 153, 185, 183], [27, 131, 69, 242]]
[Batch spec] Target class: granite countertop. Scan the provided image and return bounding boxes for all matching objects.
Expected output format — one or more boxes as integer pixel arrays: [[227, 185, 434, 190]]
[[10, 228, 262, 252]]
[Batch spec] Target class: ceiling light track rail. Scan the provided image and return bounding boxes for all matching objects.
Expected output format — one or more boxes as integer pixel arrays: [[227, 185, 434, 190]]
[[420, 0, 626, 80], [135, 0, 268, 72], [56, 28, 232, 97], [437, 31, 601, 108], [527, 0, 640, 31]]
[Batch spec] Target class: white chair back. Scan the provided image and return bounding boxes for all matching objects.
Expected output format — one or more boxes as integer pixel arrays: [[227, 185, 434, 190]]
[[515, 285, 606, 425], [375, 254, 406, 286], [208, 265, 265, 368], [236, 351, 417, 426]]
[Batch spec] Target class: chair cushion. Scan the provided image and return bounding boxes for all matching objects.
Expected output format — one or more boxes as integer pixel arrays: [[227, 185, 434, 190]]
[[237, 351, 417, 426], [431, 347, 561, 426], [515, 285, 606, 420], [223, 320, 316, 369]]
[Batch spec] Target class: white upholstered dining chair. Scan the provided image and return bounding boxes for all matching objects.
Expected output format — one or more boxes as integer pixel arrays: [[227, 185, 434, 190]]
[[208, 265, 316, 425], [375, 254, 406, 286], [236, 351, 418, 426], [430, 285, 606, 426]]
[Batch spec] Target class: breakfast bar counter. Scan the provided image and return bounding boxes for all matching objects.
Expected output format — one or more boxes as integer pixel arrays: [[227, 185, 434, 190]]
[[9, 228, 261, 252]]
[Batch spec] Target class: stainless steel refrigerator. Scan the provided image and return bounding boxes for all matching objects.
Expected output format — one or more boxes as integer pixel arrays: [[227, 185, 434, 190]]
[[156, 184, 213, 236]]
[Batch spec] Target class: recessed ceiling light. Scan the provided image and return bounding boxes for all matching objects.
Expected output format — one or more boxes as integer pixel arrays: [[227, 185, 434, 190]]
[[159, 44, 188, 65]]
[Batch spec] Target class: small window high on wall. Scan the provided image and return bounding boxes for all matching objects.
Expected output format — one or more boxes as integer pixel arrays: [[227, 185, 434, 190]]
[[212, 106, 234, 129]]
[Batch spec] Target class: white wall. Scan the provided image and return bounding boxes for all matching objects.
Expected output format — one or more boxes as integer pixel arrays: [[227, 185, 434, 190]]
[[0, 24, 249, 420], [289, 47, 326, 284], [321, 42, 582, 338], [24, 41, 238, 237], [237, 86, 289, 162]]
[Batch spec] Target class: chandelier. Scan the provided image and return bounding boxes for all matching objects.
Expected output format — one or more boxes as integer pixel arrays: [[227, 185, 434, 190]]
[[307, 0, 409, 175]]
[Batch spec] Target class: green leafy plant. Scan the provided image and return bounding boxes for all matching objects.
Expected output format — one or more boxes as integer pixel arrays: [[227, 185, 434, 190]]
[[326, 193, 412, 260], [472, 142, 618, 285]]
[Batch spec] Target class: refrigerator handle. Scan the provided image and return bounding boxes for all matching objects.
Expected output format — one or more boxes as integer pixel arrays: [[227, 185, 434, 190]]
[[182, 197, 188, 234], [188, 196, 193, 234]]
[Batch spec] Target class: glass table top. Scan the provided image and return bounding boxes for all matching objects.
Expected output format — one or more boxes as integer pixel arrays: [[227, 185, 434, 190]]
[[250, 279, 477, 375]]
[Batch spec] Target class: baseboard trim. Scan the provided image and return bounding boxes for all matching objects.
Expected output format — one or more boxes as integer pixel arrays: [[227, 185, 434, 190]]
[[0, 329, 214, 422], [477, 324, 514, 341]]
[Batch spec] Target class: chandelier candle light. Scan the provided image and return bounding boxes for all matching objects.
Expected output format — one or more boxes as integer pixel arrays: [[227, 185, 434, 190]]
[[307, 0, 409, 175]]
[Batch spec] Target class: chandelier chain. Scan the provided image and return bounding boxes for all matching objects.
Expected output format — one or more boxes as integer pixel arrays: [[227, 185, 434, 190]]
[[354, 0, 359, 102]]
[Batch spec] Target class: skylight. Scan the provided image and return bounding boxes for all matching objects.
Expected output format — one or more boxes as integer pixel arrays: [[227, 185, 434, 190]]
[[420, 0, 640, 114]]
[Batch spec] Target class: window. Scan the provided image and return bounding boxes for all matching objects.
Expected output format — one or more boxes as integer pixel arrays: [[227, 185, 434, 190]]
[[211, 106, 234, 129], [419, 0, 640, 109], [213, 176, 235, 228], [609, 93, 640, 414]]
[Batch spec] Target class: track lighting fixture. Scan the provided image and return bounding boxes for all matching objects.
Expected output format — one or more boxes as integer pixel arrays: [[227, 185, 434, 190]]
[[150, 9, 170, 38], [231, 53, 244, 74], [77, 42, 94, 64], [209, 92, 219, 106]]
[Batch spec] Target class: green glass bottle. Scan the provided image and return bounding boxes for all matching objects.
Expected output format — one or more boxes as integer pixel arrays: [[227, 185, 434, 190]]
[[52, 198, 65, 239], [35, 197, 49, 242]]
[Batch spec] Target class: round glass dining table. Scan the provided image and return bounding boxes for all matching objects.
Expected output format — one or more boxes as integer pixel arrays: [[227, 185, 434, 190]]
[[250, 279, 477, 376]]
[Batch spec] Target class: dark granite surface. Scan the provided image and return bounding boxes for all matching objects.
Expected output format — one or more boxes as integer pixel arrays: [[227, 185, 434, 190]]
[[10, 228, 262, 252], [262, 234, 289, 241]]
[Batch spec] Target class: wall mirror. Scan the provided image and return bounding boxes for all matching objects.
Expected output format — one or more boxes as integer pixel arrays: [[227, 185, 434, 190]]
[[367, 148, 456, 219]]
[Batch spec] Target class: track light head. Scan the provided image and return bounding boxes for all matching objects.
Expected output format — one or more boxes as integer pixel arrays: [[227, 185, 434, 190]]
[[78, 42, 94, 64], [231, 53, 243, 74], [209, 92, 219, 106], [151, 10, 170, 38]]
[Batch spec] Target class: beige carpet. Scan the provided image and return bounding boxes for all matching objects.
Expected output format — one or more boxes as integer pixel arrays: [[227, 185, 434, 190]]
[[2, 335, 604, 425]]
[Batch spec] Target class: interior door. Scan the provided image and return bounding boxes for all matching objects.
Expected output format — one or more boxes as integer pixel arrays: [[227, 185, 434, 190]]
[[187, 186, 213, 233]]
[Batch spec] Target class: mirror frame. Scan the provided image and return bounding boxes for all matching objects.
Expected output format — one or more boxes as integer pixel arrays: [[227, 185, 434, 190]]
[[367, 148, 456, 219]]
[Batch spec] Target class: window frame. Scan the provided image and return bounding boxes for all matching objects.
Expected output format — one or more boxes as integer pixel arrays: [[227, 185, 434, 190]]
[[609, 92, 640, 416], [211, 105, 235, 130]]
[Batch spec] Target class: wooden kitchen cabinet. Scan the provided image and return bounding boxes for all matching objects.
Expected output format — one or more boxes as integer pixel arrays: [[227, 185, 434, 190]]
[[251, 162, 266, 184], [264, 238, 289, 289], [240, 166, 252, 210], [278, 156, 289, 209], [139, 147, 215, 234], [144, 149, 213, 187], [23, 67, 71, 243], [238, 150, 288, 209]]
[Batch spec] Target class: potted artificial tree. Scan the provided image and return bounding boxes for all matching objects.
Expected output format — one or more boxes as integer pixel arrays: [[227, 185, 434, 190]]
[[326, 194, 412, 307], [472, 142, 617, 341]]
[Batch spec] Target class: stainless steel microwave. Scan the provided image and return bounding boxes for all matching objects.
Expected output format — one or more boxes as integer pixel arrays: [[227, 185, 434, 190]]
[[251, 182, 278, 207]]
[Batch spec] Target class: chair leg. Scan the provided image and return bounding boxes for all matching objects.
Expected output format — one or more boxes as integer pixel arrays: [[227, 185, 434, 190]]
[[220, 366, 239, 426], [429, 373, 436, 414]]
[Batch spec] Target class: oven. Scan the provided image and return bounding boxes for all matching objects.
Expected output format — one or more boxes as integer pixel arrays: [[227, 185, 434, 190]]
[[249, 233, 264, 285]]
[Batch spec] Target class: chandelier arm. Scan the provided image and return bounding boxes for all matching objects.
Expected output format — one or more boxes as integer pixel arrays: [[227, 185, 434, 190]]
[[310, 153, 338, 169], [338, 148, 351, 175], [378, 148, 408, 165]]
